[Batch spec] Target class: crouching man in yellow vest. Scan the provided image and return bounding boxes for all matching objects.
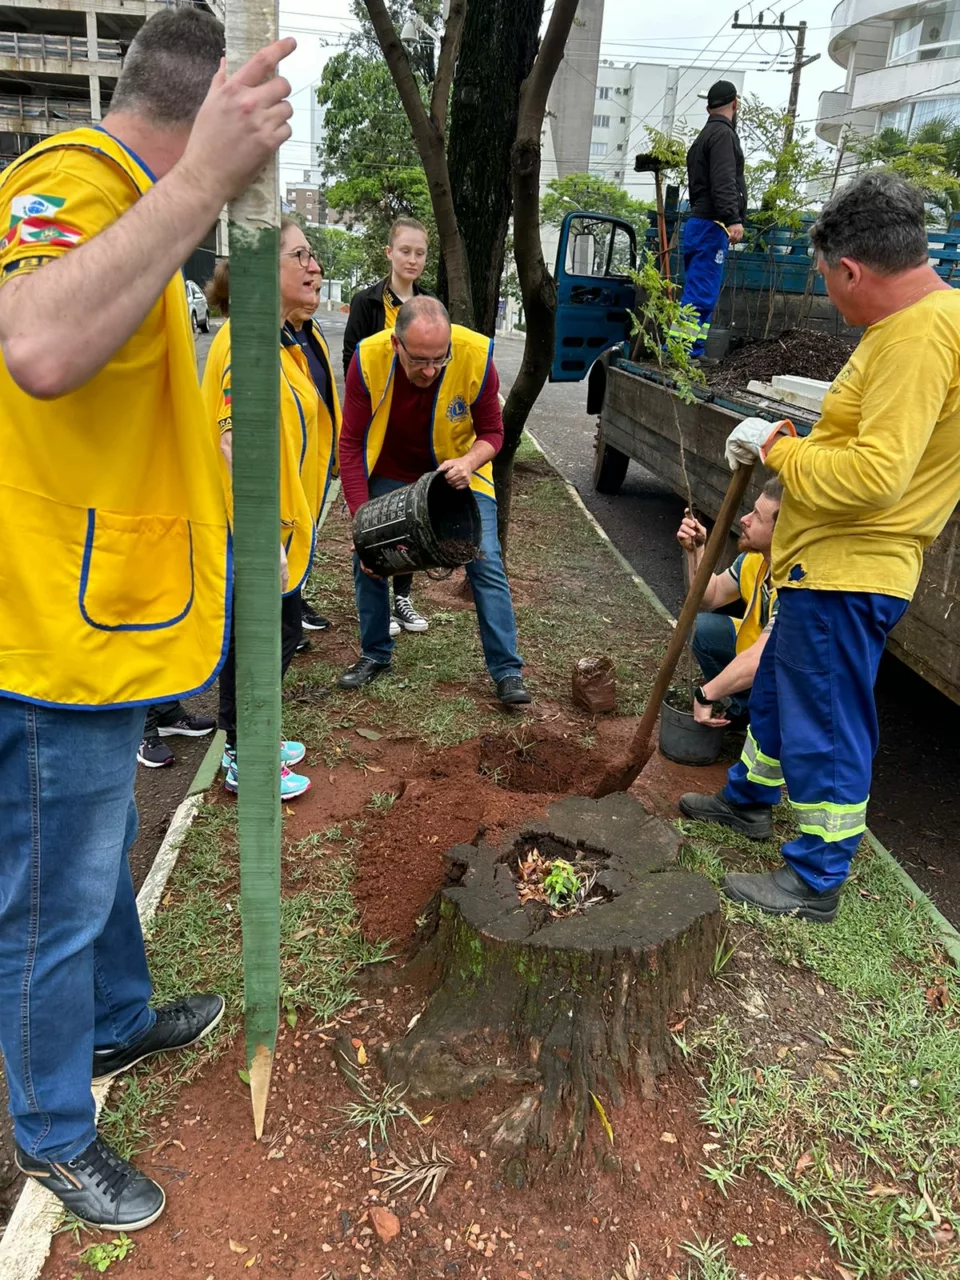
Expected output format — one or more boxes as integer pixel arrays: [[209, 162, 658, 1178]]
[[0, 9, 295, 1232], [337, 297, 530, 705], [677, 477, 782, 726]]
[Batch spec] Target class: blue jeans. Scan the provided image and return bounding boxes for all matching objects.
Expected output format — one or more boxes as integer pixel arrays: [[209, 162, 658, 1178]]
[[0, 699, 155, 1160], [353, 475, 523, 682], [723, 588, 908, 892], [691, 611, 749, 720]]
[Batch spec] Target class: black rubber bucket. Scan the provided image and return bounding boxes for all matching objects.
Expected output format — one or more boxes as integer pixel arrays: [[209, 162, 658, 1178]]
[[353, 470, 483, 577], [658, 698, 724, 767]]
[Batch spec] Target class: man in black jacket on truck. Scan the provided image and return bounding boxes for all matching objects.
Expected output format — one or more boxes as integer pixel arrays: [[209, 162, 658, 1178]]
[[670, 79, 747, 358]]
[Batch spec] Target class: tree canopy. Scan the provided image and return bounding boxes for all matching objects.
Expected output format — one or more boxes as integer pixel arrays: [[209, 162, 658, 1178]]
[[315, 12, 440, 292], [853, 118, 960, 223], [540, 172, 650, 231]]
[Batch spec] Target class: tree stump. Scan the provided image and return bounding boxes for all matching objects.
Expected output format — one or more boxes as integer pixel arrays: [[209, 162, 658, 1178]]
[[383, 793, 720, 1165]]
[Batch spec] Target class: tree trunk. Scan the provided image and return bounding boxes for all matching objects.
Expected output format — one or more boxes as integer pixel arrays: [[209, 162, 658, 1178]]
[[496, 0, 580, 551], [384, 793, 721, 1169], [363, 0, 475, 325], [443, 0, 543, 336], [225, 0, 282, 1140]]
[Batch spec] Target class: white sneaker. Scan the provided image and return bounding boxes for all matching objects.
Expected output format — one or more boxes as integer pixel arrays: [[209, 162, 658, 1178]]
[[390, 617, 401, 637], [393, 596, 429, 633]]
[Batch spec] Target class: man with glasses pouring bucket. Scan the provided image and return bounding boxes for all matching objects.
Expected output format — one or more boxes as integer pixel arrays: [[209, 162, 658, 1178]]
[[337, 296, 530, 707]]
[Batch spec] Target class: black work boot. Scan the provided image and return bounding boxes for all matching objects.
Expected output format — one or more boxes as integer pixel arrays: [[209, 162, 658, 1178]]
[[93, 994, 224, 1084], [496, 675, 532, 706], [678, 791, 773, 841], [723, 863, 841, 924], [16, 1136, 165, 1230], [338, 657, 391, 690]]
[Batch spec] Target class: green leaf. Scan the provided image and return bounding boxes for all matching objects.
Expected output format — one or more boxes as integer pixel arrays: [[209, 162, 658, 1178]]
[[238, 1068, 250, 1085], [356, 728, 382, 740], [285, 1008, 298, 1029], [590, 1091, 615, 1145]]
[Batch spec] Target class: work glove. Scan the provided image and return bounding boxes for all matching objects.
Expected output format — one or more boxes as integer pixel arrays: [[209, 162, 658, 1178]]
[[724, 417, 797, 471]]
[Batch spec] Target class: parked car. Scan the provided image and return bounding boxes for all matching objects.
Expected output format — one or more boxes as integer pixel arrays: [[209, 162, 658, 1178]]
[[185, 278, 210, 334]]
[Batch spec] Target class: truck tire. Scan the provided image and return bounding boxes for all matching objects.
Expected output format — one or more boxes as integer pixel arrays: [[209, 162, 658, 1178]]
[[593, 421, 629, 495]]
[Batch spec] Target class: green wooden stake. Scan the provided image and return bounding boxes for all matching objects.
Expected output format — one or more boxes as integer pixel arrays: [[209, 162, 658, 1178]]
[[226, 7, 282, 1141]]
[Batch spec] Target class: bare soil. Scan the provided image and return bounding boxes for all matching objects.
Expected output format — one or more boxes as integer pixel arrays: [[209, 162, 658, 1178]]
[[44, 965, 835, 1280]]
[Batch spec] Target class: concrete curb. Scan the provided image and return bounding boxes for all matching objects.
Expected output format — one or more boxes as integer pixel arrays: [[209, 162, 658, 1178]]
[[0, 729, 225, 1279], [524, 430, 960, 972]]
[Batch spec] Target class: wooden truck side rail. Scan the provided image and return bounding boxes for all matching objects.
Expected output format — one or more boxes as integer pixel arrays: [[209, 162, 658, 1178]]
[[601, 363, 960, 708]]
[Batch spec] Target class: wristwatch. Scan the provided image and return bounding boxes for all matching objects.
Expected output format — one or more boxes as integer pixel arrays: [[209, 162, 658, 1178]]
[[694, 685, 713, 706]]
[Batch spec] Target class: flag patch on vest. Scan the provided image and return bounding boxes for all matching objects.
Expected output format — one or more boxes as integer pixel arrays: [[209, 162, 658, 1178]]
[[2, 217, 82, 251], [10, 193, 66, 222], [4, 194, 80, 252], [446, 395, 468, 422]]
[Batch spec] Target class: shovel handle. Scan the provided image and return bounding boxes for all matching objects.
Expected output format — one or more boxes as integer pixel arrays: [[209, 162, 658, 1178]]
[[616, 462, 756, 789]]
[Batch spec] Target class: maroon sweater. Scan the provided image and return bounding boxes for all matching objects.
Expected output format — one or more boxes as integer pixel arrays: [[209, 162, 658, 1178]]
[[339, 353, 503, 515]]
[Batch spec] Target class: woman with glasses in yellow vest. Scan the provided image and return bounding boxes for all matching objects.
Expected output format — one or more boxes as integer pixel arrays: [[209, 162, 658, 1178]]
[[202, 218, 339, 800]]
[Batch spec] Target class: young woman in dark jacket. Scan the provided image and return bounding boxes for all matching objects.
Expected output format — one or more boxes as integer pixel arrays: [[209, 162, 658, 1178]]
[[342, 218, 432, 635]]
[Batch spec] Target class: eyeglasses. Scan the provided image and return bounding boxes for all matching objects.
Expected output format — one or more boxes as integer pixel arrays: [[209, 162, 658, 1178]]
[[397, 334, 452, 369], [283, 247, 322, 270]]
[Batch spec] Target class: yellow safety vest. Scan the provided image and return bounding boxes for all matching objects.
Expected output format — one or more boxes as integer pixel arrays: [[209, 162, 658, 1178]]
[[202, 320, 317, 596], [283, 319, 341, 521], [732, 552, 777, 654], [355, 324, 497, 500], [0, 129, 230, 708]]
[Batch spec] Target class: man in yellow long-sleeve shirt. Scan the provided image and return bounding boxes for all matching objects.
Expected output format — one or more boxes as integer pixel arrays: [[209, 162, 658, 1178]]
[[680, 171, 960, 922]]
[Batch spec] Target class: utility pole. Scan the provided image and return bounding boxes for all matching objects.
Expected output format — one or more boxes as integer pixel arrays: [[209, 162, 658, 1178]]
[[732, 11, 820, 150]]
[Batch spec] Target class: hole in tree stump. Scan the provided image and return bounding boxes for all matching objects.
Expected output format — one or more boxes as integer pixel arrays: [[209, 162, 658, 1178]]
[[383, 793, 722, 1172], [505, 836, 617, 932]]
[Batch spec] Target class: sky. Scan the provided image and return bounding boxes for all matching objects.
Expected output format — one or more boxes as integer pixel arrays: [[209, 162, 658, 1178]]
[[276, 0, 844, 186]]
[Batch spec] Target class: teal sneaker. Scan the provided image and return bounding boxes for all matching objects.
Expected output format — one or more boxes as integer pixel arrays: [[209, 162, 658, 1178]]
[[224, 760, 311, 800], [221, 741, 306, 771]]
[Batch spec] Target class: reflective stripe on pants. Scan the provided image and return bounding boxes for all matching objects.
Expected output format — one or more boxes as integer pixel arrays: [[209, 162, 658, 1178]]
[[723, 588, 908, 893]]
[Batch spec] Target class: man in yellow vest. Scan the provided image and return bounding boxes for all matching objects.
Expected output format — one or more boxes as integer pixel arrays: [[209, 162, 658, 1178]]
[[0, 9, 295, 1231], [681, 172, 960, 923], [677, 478, 782, 726], [337, 296, 530, 706]]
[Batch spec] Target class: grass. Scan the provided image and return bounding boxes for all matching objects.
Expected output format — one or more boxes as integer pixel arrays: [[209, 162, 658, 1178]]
[[98, 809, 388, 1158], [679, 811, 960, 1280]]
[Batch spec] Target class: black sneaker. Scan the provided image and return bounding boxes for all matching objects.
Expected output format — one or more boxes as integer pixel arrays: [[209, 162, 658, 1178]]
[[157, 712, 216, 738], [137, 736, 174, 769], [678, 790, 773, 841], [496, 675, 532, 706], [16, 1136, 165, 1231], [301, 602, 331, 631], [393, 596, 429, 633], [338, 657, 391, 690], [92, 994, 225, 1084]]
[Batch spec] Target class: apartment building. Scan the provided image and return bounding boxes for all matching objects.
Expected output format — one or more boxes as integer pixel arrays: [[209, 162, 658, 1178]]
[[588, 59, 746, 202], [0, 0, 225, 172], [818, 0, 960, 151]]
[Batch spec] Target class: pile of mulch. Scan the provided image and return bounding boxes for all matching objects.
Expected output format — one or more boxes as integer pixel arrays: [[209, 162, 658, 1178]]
[[707, 328, 856, 394]]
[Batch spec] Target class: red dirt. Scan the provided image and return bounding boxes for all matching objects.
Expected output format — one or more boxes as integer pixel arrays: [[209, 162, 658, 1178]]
[[44, 979, 837, 1280], [352, 731, 617, 947]]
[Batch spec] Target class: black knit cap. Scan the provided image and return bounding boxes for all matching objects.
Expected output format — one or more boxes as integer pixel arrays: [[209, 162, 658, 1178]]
[[707, 79, 738, 109]]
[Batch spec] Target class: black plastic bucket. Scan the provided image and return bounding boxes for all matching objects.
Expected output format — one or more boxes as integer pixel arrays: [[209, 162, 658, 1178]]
[[353, 470, 483, 577], [658, 698, 724, 767]]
